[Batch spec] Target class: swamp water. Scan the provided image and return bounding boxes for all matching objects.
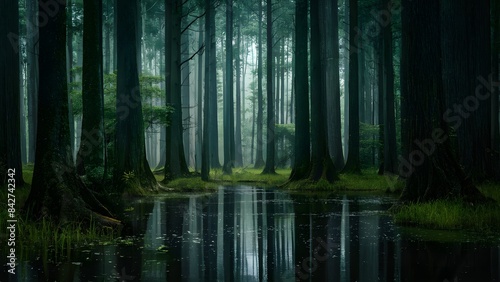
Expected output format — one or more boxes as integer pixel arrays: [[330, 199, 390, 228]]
[[3, 186, 500, 281]]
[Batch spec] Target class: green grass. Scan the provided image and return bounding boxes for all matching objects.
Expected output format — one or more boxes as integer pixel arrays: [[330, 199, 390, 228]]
[[285, 169, 404, 192], [1, 164, 116, 258], [393, 199, 500, 233]]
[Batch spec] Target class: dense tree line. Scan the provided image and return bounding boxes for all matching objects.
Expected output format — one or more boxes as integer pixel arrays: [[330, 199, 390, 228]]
[[0, 0, 498, 223]]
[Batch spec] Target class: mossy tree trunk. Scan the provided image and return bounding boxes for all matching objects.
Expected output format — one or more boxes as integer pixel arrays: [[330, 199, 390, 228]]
[[398, 0, 485, 203], [24, 1, 117, 225], [114, 0, 157, 194]]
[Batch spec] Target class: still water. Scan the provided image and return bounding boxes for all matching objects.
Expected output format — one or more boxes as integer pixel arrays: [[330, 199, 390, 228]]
[[7, 186, 500, 281]]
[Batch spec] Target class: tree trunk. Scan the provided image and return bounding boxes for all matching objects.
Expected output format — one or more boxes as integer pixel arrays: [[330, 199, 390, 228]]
[[492, 0, 500, 178], [201, 0, 213, 181], [441, 0, 492, 181], [223, 0, 235, 174], [343, 0, 361, 173], [398, 0, 484, 203], [235, 15, 243, 167], [308, 0, 338, 182], [382, 0, 397, 174], [343, 0, 350, 158], [262, 0, 275, 174], [289, 0, 310, 181], [181, 13, 191, 168], [164, 0, 190, 181], [196, 19, 204, 172], [114, 0, 157, 194], [254, 0, 265, 168], [324, 0, 344, 170], [24, 0, 117, 225], [0, 0, 24, 186], [26, 0, 39, 164], [209, 2, 220, 169], [77, 0, 105, 180]]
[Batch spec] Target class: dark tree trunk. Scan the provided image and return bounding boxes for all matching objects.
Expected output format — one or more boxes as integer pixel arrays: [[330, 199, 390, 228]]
[[77, 0, 105, 179], [440, 0, 492, 181], [382, 0, 397, 174], [208, 1, 220, 169], [343, 0, 350, 158], [0, 0, 24, 186], [324, 0, 344, 170], [343, 0, 361, 173], [164, 0, 190, 181], [235, 14, 243, 167], [196, 19, 204, 172], [201, 0, 213, 181], [104, 0, 112, 74], [26, 0, 38, 164], [309, 0, 338, 182], [223, 0, 235, 174], [289, 0, 310, 181], [254, 0, 265, 168], [492, 0, 500, 178], [114, 0, 157, 193], [398, 0, 484, 203], [24, 0, 117, 225], [181, 12, 191, 168], [262, 0, 276, 174]]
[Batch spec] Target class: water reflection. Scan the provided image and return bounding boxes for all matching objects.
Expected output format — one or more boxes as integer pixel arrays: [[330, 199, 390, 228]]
[[4, 186, 500, 281]]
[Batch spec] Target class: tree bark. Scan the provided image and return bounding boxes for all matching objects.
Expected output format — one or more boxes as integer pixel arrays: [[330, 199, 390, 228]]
[[235, 13, 243, 167], [309, 0, 338, 182], [342, 0, 361, 173], [0, 0, 24, 186], [77, 0, 105, 180], [262, 0, 276, 174], [223, 0, 235, 174], [24, 0, 118, 226], [114, 0, 157, 194], [289, 0, 310, 181], [201, 0, 213, 181], [398, 0, 485, 203], [254, 0, 265, 168]]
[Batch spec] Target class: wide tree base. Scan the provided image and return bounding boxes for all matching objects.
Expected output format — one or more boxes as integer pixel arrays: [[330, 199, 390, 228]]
[[24, 165, 121, 229]]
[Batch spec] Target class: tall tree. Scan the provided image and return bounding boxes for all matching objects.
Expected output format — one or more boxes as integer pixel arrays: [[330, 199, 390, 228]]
[[181, 9, 191, 168], [289, 0, 310, 180], [0, 0, 24, 185], [440, 0, 492, 181], [324, 0, 344, 170], [309, 0, 338, 182], [493, 0, 500, 178], [254, 0, 265, 168], [196, 19, 204, 171], [201, 0, 213, 181], [164, 0, 190, 181], [342, 0, 361, 173], [24, 0, 115, 223], [262, 0, 276, 174], [381, 0, 397, 174], [234, 9, 243, 167], [398, 0, 484, 203], [223, 0, 235, 174], [114, 0, 157, 193], [77, 0, 105, 178], [208, 0, 220, 169], [26, 0, 38, 163]]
